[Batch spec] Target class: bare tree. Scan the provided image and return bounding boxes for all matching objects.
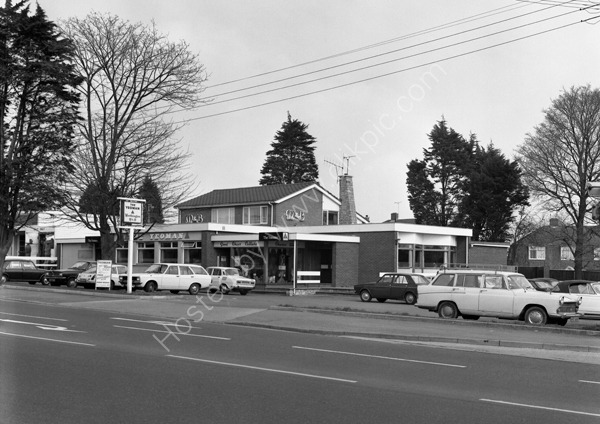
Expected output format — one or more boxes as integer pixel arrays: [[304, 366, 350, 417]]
[[516, 85, 600, 278], [60, 13, 208, 259]]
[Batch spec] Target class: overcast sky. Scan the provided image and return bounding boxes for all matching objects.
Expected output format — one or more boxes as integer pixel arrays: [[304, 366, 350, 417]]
[[39, 0, 600, 223]]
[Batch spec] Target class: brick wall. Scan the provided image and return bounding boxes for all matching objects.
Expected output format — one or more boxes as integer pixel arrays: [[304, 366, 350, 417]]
[[274, 188, 324, 227], [332, 242, 359, 287], [356, 231, 397, 283]]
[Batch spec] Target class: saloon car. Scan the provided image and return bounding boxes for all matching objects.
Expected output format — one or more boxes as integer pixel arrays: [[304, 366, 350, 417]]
[[47, 261, 96, 288], [75, 264, 128, 289], [119, 263, 211, 294], [206, 267, 255, 295], [1, 259, 49, 285], [553, 280, 600, 319], [416, 268, 581, 326], [354, 273, 430, 304]]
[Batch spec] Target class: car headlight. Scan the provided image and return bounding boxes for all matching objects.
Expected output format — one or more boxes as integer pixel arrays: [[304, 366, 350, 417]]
[[559, 296, 564, 305], [578, 296, 583, 305]]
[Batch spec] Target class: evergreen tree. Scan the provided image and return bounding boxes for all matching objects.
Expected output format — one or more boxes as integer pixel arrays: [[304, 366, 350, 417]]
[[259, 112, 319, 185], [139, 175, 164, 224], [0, 1, 81, 266]]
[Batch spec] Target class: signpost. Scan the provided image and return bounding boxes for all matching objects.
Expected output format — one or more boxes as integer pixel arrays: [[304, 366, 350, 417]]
[[118, 197, 146, 294], [95, 260, 112, 289]]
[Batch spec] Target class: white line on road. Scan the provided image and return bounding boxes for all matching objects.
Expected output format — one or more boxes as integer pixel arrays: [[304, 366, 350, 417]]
[[0, 318, 85, 332], [580, 380, 600, 385], [292, 346, 466, 368], [480, 399, 600, 417], [167, 354, 358, 383], [0, 330, 95, 346], [113, 325, 231, 340], [0, 311, 68, 321], [110, 317, 202, 329]]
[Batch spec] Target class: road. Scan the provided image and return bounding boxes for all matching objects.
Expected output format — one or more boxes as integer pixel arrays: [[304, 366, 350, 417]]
[[1, 287, 599, 423]]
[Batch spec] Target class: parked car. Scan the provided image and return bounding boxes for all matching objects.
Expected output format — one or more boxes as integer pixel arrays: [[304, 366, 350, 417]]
[[528, 277, 558, 292], [46, 261, 96, 288], [1, 259, 49, 285], [416, 268, 581, 326], [553, 280, 600, 319], [75, 264, 128, 289], [353, 273, 430, 304], [119, 263, 211, 294], [206, 267, 255, 295]]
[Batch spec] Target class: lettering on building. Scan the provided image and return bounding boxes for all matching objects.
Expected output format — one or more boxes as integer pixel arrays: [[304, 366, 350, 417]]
[[285, 210, 305, 222], [149, 232, 189, 241], [185, 214, 204, 223]]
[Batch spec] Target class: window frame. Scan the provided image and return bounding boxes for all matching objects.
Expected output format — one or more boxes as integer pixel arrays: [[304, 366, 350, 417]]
[[528, 246, 546, 260]]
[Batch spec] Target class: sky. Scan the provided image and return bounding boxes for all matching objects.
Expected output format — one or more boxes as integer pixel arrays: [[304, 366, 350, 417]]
[[38, 0, 600, 223]]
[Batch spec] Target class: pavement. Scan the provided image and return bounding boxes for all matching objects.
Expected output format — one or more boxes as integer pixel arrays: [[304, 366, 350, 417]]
[[1, 283, 600, 365]]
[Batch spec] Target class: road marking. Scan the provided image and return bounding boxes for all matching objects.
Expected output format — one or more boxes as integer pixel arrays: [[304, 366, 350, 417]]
[[110, 317, 201, 328], [167, 354, 357, 383], [113, 325, 231, 340], [0, 318, 85, 333], [292, 346, 466, 368], [580, 380, 600, 385], [0, 331, 95, 346], [0, 311, 68, 321], [480, 399, 600, 417]]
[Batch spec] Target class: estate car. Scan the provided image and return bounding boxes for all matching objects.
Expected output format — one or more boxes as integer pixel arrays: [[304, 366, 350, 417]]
[[354, 273, 430, 304], [417, 268, 581, 326], [120, 263, 211, 294]]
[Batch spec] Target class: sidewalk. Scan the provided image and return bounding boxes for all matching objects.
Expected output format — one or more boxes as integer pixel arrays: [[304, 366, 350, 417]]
[[2, 284, 599, 364]]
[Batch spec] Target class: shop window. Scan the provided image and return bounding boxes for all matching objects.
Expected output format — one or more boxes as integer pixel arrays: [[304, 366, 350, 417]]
[[138, 242, 155, 264], [243, 206, 268, 225], [161, 242, 178, 263], [183, 242, 201, 264], [211, 207, 235, 224], [528, 246, 545, 260], [398, 245, 412, 268], [116, 247, 128, 264], [560, 246, 574, 261], [322, 210, 338, 225]]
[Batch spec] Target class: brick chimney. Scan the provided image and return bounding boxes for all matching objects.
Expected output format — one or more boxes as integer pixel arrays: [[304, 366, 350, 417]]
[[339, 174, 357, 225]]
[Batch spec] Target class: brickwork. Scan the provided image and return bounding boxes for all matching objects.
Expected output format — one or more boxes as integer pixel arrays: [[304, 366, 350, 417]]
[[469, 244, 509, 265], [274, 188, 324, 228], [356, 231, 397, 283], [339, 175, 357, 225], [332, 242, 359, 287]]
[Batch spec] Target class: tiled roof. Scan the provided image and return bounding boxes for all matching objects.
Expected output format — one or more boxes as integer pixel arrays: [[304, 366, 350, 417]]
[[176, 182, 319, 209]]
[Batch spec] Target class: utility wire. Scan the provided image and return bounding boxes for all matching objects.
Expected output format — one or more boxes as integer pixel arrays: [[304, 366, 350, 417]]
[[176, 16, 596, 123]]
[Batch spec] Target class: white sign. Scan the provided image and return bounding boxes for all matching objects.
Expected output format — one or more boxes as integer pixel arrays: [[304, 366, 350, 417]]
[[95, 260, 112, 289], [123, 201, 142, 225]]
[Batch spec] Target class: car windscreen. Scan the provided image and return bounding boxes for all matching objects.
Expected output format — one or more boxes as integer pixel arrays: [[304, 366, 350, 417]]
[[145, 264, 167, 273], [412, 275, 431, 285], [224, 269, 240, 276], [70, 261, 91, 270]]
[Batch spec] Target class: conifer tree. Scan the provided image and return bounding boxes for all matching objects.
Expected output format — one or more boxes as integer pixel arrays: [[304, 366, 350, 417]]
[[260, 112, 319, 185]]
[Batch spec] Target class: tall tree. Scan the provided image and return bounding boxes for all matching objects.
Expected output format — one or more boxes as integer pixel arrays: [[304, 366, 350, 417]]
[[406, 118, 472, 226], [517, 85, 600, 278], [60, 13, 208, 260], [0, 1, 81, 267], [459, 144, 529, 241], [259, 112, 319, 185], [139, 175, 164, 225]]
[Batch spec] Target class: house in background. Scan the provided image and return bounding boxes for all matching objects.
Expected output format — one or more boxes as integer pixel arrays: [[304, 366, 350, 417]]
[[508, 218, 600, 278]]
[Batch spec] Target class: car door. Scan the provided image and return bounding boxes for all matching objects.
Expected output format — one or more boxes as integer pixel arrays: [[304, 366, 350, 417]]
[[178, 265, 195, 290], [569, 283, 600, 317], [371, 274, 395, 299], [5, 261, 23, 281], [20, 260, 39, 282], [450, 273, 482, 313], [390, 275, 407, 300], [477, 275, 515, 317], [161, 265, 180, 290]]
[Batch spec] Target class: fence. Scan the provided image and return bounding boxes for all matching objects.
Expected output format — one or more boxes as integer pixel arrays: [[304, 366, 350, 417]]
[[296, 271, 320, 284]]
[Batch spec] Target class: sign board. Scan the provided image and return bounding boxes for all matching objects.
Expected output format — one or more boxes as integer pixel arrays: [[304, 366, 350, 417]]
[[118, 197, 145, 228], [95, 260, 112, 289]]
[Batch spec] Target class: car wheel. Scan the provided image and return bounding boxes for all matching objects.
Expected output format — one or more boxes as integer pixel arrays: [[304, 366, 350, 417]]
[[376, 298, 387, 303], [1, 275, 8, 284], [438, 302, 458, 319], [359, 290, 372, 302], [524, 306, 547, 325], [144, 281, 157, 293], [28, 281, 36, 285], [239, 289, 248, 295], [188, 284, 200, 295], [404, 292, 417, 305], [220, 284, 230, 294], [41, 276, 50, 285], [66, 278, 77, 288]]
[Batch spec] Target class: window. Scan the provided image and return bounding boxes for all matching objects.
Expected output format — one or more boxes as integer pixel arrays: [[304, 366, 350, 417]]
[[161, 242, 178, 263], [322, 210, 338, 225], [560, 246, 574, 261], [528, 246, 545, 260], [433, 274, 455, 286], [211, 207, 235, 224], [243, 206, 268, 225], [138, 242, 155, 264], [183, 242, 201, 264]]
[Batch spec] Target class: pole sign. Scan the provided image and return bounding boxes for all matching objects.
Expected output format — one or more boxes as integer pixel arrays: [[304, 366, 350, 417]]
[[95, 260, 112, 289], [118, 197, 145, 228]]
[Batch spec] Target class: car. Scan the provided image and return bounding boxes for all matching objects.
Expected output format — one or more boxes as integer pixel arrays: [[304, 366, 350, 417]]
[[75, 264, 128, 289], [553, 280, 600, 319], [353, 273, 430, 304], [1, 259, 49, 285], [119, 263, 211, 294], [46, 261, 96, 288], [206, 266, 256, 295], [528, 277, 558, 292], [416, 267, 581, 326]]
